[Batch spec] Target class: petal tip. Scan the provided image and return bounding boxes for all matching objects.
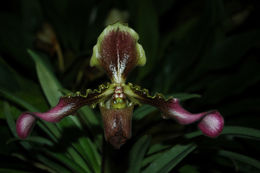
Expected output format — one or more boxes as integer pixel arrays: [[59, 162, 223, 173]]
[[198, 111, 224, 138], [16, 113, 36, 139]]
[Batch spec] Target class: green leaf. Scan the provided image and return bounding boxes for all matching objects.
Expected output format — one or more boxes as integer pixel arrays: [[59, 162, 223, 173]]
[[3, 102, 17, 137], [147, 143, 171, 155], [28, 50, 62, 107], [78, 106, 100, 130], [7, 136, 54, 146], [131, 0, 159, 81], [77, 137, 101, 173], [142, 152, 164, 168], [185, 126, 260, 140], [66, 146, 92, 173], [133, 105, 156, 121], [79, 107, 103, 151], [218, 150, 260, 170], [0, 57, 49, 111], [179, 165, 200, 173], [222, 126, 260, 140], [143, 144, 197, 173], [36, 154, 71, 173], [45, 151, 87, 173], [0, 89, 38, 112], [127, 135, 151, 173]]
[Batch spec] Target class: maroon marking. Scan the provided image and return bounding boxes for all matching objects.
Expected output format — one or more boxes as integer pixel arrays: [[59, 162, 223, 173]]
[[99, 29, 138, 81]]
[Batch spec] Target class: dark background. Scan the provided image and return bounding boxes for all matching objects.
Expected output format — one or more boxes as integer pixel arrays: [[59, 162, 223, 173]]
[[0, 0, 260, 172]]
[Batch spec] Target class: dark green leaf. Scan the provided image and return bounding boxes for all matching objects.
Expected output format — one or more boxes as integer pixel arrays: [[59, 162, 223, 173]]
[[36, 154, 71, 173], [185, 126, 260, 140], [28, 50, 62, 107], [7, 136, 53, 146], [66, 146, 92, 173], [218, 150, 260, 170], [3, 102, 17, 137], [179, 165, 199, 173], [142, 152, 164, 168], [133, 105, 156, 121], [127, 135, 151, 173], [78, 107, 100, 129], [143, 144, 197, 173], [77, 137, 101, 173], [45, 151, 87, 173], [130, 0, 158, 81], [0, 58, 48, 111]]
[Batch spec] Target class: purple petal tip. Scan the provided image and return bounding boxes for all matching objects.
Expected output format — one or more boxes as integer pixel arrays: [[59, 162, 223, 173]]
[[16, 113, 36, 139], [198, 111, 224, 138], [166, 98, 224, 137]]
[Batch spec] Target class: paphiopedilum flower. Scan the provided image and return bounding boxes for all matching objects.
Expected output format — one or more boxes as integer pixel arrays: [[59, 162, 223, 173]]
[[16, 23, 224, 149]]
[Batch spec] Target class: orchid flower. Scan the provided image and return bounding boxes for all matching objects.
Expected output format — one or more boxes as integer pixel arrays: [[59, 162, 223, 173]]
[[16, 23, 224, 149]]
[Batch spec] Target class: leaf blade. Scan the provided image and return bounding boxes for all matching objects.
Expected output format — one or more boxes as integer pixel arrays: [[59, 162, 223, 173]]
[[127, 135, 151, 173], [143, 144, 197, 173], [218, 150, 260, 170], [185, 126, 260, 140]]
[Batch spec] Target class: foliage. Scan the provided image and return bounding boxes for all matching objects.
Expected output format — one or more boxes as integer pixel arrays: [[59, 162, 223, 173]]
[[0, 0, 260, 172]]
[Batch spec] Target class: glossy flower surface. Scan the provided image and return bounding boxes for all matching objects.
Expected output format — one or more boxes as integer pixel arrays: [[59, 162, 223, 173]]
[[16, 23, 224, 149]]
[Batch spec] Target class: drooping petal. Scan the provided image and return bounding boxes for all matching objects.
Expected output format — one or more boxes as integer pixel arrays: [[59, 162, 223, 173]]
[[16, 83, 113, 139], [27, 97, 86, 122], [124, 83, 224, 137], [165, 98, 207, 124], [16, 113, 37, 139], [90, 23, 146, 83]]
